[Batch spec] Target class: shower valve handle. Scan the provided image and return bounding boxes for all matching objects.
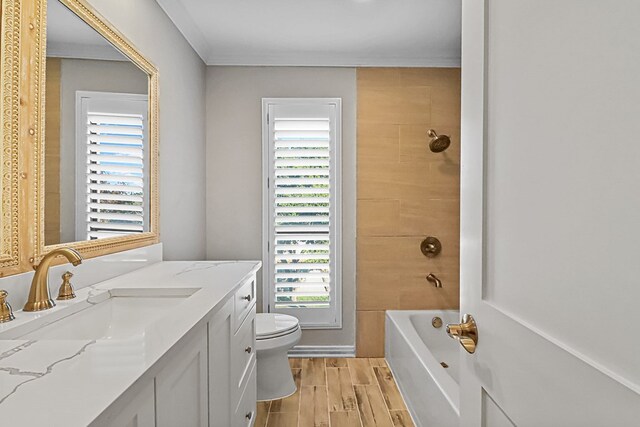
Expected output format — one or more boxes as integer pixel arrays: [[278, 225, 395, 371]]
[[420, 236, 442, 257]]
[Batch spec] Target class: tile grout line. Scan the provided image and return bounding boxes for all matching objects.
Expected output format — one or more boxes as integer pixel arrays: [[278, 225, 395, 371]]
[[370, 362, 396, 426], [296, 358, 305, 427], [325, 358, 331, 427], [264, 400, 271, 427], [347, 360, 365, 427], [292, 359, 304, 427]]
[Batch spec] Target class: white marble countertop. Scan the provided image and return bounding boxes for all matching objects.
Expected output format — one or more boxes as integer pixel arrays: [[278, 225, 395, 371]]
[[0, 260, 261, 426]]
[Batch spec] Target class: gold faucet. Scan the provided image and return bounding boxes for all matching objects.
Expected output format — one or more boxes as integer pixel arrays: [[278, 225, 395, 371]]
[[23, 248, 83, 312]]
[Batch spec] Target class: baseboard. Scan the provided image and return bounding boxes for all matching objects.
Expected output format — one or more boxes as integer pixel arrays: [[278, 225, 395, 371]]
[[288, 345, 355, 358]]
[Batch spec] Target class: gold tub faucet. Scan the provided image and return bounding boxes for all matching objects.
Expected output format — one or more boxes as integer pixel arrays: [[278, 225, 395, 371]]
[[23, 248, 83, 312]]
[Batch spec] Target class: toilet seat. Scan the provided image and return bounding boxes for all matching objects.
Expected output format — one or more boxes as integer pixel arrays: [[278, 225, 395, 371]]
[[256, 313, 300, 340]]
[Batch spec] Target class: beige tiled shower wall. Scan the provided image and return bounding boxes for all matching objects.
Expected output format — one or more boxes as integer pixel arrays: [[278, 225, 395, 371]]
[[356, 68, 461, 357]]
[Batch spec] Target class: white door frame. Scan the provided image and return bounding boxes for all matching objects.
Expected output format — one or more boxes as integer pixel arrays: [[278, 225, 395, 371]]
[[459, 0, 486, 420]]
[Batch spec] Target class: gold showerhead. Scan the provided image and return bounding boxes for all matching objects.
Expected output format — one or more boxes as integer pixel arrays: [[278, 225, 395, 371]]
[[427, 129, 451, 153]]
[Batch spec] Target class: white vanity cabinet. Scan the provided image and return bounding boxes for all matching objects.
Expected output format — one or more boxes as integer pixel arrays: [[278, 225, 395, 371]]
[[156, 326, 209, 427], [92, 381, 156, 427], [91, 272, 258, 427], [231, 278, 257, 425], [213, 276, 257, 426]]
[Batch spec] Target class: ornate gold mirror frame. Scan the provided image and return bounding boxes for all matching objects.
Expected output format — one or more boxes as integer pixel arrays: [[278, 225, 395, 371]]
[[0, 0, 22, 274], [31, 0, 159, 264]]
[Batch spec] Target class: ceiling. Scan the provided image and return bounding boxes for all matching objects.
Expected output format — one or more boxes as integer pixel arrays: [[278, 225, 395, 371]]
[[156, 0, 461, 67]]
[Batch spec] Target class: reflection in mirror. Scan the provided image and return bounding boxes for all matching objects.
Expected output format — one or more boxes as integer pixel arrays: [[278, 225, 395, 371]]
[[45, 0, 149, 246]]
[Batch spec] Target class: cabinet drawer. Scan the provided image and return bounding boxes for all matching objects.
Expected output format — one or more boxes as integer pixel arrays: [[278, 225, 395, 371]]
[[233, 278, 256, 332], [232, 309, 256, 404], [233, 361, 257, 427]]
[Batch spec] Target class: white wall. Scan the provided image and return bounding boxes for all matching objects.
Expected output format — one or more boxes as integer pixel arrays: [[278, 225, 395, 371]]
[[86, 0, 207, 260], [206, 66, 356, 348]]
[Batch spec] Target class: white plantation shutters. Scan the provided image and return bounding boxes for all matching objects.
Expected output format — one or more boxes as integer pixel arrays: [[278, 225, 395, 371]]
[[263, 99, 342, 328], [86, 113, 144, 239], [273, 118, 331, 306], [76, 92, 149, 241]]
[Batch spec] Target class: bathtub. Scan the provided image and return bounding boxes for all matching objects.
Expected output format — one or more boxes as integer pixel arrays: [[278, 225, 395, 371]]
[[385, 310, 460, 427]]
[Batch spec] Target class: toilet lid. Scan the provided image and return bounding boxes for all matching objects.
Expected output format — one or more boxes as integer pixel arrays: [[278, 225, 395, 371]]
[[256, 313, 299, 340]]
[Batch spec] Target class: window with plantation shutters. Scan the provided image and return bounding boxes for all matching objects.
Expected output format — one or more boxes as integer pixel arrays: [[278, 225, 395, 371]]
[[76, 92, 149, 241], [263, 99, 342, 328]]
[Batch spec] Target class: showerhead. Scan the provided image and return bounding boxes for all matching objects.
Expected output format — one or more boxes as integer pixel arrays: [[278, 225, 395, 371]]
[[427, 129, 451, 153]]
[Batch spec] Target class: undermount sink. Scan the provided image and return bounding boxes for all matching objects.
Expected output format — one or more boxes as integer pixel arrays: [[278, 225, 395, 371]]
[[0, 288, 200, 341]]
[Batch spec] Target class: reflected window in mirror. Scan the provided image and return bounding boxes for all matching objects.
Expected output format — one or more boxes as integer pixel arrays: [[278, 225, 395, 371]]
[[80, 92, 148, 240], [44, 0, 150, 245]]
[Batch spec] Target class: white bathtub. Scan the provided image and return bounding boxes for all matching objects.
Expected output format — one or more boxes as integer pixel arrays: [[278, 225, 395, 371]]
[[386, 310, 460, 427]]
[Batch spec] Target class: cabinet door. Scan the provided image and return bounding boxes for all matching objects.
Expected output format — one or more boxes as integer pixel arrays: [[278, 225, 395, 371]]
[[90, 381, 155, 427], [209, 299, 234, 427], [156, 326, 208, 427]]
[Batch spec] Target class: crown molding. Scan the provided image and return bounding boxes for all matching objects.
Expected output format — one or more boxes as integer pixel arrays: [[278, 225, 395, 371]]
[[155, 0, 209, 63], [205, 51, 461, 68]]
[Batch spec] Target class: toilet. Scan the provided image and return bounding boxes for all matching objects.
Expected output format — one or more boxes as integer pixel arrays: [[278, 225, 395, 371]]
[[255, 313, 302, 401]]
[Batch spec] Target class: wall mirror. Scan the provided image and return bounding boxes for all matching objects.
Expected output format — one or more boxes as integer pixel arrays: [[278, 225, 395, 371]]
[[35, 0, 158, 261], [0, 0, 21, 272]]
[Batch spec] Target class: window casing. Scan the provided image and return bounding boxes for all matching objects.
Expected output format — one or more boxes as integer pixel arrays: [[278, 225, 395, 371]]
[[76, 91, 149, 241], [262, 98, 342, 328]]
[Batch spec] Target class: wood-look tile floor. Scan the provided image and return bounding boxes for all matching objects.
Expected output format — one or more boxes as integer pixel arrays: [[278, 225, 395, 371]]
[[255, 358, 415, 427]]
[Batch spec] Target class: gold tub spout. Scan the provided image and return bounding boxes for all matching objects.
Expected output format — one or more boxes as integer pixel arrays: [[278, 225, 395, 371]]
[[426, 273, 442, 288], [24, 248, 83, 312]]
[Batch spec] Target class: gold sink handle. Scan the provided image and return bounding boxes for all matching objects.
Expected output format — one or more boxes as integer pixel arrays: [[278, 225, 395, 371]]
[[57, 271, 76, 301], [0, 290, 15, 323], [446, 314, 478, 354]]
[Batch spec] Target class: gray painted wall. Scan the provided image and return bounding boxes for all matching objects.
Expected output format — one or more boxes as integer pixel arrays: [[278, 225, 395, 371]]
[[86, 0, 207, 260], [205, 66, 356, 347]]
